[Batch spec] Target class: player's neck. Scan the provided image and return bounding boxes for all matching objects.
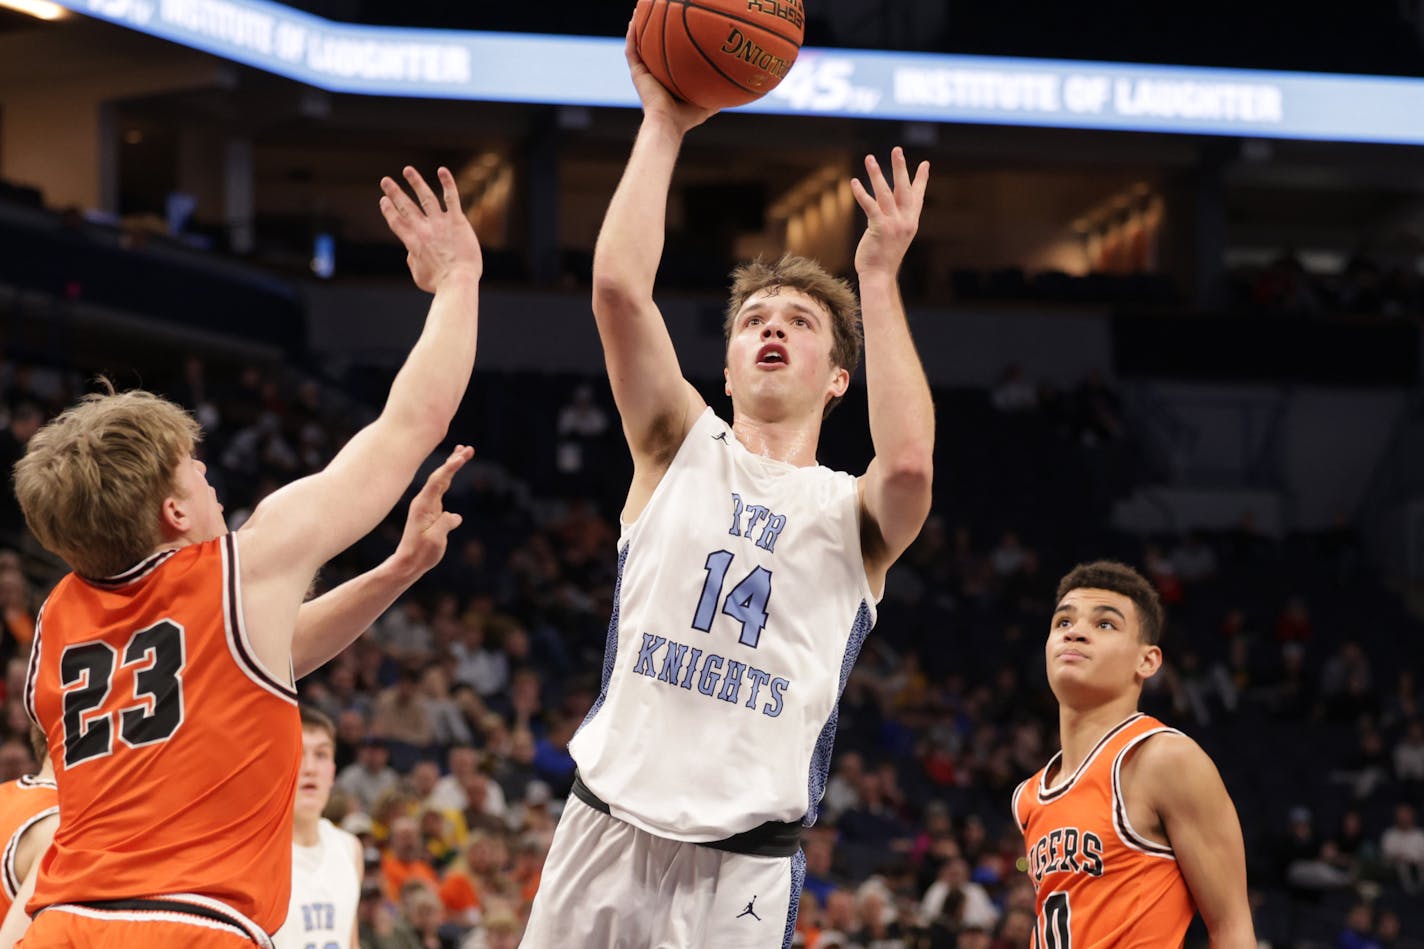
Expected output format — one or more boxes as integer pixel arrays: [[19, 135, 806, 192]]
[[731, 412, 822, 467], [1056, 698, 1140, 776], [293, 814, 321, 847]]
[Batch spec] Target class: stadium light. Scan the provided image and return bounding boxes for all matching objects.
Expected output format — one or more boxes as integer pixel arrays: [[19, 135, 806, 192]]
[[0, 0, 68, 20]]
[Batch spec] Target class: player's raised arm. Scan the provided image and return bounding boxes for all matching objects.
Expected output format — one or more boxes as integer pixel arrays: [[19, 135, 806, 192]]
[[238, 167, 480, 651], [591, 22, 717, 460], [853, 147, 935, 589], [290, 445, 472, 679], [1141, 734, 1257, 948]]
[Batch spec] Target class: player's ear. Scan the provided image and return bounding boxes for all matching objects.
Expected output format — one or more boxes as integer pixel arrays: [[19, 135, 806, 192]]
[[1137, 644, 1163, 681], [159, 493, 189, 538], [724, 365, 732, 398], [828, 365, 850, 400]]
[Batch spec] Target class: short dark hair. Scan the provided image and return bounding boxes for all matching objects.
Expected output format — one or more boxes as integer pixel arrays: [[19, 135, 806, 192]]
[[300, 706, 336, 742], [1055, 560, 1164, 645]]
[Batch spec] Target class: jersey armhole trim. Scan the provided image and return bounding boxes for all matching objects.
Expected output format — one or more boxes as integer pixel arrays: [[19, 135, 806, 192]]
[[23, 599, 47, 730], [2, 805, 57, 900], [1111, 726, 1180, 859], [1011, 778, 1031, 830], [221, 534, 298, 704]]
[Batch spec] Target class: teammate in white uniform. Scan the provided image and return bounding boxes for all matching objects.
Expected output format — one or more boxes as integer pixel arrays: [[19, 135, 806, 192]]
[[521, 21, 935, 949], [273, 708, 362, 949]]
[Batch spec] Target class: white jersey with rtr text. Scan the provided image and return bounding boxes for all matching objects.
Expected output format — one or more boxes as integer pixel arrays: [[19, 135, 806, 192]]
[[272, 818, 359, 949]]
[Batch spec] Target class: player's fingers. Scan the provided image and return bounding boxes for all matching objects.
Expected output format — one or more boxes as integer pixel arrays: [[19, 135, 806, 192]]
[[626, 16, 641, 64], [418, 445, 472, 499], [404, 165, 440, 214], [439, 512, 463, 533], [890, 146, 912, 197], [849, 177, 878, 218], [912, 160, 931, 203], [380, 176, 415, 218], [863, 154, 894, 213], [436, 167, 462, 216], [380, 198, 418, 245]]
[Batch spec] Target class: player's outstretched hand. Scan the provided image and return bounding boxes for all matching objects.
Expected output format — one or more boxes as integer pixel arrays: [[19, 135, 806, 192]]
[[379, 166, 482, 294], [625, 17, 717, 134], [851, 146, 930, 279], [391, 445, 474, 577]]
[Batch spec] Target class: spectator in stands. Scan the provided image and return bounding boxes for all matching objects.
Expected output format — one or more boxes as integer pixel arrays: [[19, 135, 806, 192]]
[[490, 728, 537, 805], [1327, 809, 1375, 881], [1337, 902, 1384, 949], [1395, 719, 1424, 790], [339, 737, 402, 811], [374, 600, 435, 666], [1380, 803, 1424, 894], [373, 668, 437, 769], [1280, 806, 1351, 893], [421, 665, 474, 748], [553, 383, 610, 491], [851, 882, 905, 949], [920, 856, 999, 932], [381, 817, 438, 903]]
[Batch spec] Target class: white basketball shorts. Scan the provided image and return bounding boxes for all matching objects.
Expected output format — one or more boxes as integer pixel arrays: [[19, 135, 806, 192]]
[[521, 796, 805, 949]]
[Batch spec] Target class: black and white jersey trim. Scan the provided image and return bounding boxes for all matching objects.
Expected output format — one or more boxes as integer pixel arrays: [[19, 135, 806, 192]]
[[220, 534, 297, 704], [79, 550, 178, 589], [23, 601, 46, 730], [15, 775, 56, 790], [38, 894, 274, 947], [1011, 779, 1030, 831], [1111, 726, 1180, 858], [1037, 713, 1144, 802], [2, 805, 57, 899]]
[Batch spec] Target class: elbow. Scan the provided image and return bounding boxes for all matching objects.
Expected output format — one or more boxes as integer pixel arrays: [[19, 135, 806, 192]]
[[885, 450, 934, 490], [592, 274, 648, 316], [389, 400, 453, 450]]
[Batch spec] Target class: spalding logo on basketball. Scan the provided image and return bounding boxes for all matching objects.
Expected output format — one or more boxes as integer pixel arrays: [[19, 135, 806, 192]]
[[634, 0, 806, 110]]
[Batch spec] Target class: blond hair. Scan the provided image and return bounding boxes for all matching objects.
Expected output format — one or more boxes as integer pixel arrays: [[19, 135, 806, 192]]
[[14, 389, 200, 578], [724, 254, 862, 416]]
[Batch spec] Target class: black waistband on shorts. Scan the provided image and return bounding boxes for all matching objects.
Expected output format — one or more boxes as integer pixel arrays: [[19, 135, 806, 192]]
[[571, 772, 803, 858], [45, 897, 273, 947]]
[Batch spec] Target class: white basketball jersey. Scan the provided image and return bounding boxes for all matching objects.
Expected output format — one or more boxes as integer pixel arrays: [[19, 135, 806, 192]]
[[272, 818, 359, 949], [570, 407, 877, 841]]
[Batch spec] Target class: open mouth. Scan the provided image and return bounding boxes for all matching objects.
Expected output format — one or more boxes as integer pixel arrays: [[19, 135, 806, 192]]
[[756, 343, 788, 367]]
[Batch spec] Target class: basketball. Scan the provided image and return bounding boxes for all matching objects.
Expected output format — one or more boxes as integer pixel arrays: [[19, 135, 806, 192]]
[[633, 0, 805, 110]]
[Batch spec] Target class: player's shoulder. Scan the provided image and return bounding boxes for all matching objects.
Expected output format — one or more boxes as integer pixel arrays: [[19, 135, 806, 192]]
[[1124, 727, 1218, 794]]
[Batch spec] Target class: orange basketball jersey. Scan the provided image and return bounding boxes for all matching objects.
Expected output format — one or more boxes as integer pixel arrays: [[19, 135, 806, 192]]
[[1013, 713, 1196, 949], [0, 774, 57, 919], [24, 535, 300, 942]]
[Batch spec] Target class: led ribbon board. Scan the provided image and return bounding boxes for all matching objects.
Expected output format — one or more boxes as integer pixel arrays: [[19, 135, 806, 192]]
[[63, 0, 1424, 144]]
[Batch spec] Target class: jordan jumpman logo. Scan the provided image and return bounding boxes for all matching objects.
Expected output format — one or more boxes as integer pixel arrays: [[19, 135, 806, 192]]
[[737, 896, 761, 921]]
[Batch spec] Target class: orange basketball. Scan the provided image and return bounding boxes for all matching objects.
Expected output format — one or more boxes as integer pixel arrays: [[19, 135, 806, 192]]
[[633, 0, 805, 110]]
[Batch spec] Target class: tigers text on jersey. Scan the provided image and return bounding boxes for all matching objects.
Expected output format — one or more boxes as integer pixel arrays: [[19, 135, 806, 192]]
[[0, 774, 57, 919], [569, 408, 877, 841], [272, 819, 359, 949], [1012, 713, 1196, 949], [24, 535, 301, 938]]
